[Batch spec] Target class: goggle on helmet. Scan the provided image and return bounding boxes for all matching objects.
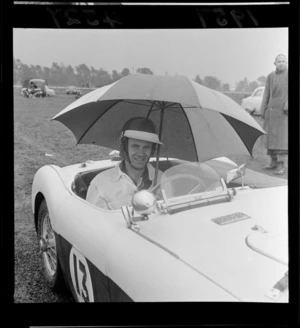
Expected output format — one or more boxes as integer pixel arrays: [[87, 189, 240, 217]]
[[120, 117, 163, 145]]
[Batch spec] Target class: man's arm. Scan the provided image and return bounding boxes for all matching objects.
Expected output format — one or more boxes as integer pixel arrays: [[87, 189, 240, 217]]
[[86, 181, 109, 210], [260, 73, 271, 118], [283, 73, 288, 113], [283, 99, 288, 113]]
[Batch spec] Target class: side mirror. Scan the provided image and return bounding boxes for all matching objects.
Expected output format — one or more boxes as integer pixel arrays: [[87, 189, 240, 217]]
[[226, 163, 246, 186], [121, 190, 157, 231]]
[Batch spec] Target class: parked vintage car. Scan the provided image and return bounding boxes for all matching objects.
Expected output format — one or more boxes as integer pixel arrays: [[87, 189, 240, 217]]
[[66, 86, 82, 97], [45, 85, 56, 97], [241, 87, 265, 115], [21, 79, 55, 98], [32, 154, 288, 302]]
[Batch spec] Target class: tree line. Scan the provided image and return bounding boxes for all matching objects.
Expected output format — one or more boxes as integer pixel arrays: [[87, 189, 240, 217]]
[[14, 58, 266, 92], [194, 75, 266, 93]]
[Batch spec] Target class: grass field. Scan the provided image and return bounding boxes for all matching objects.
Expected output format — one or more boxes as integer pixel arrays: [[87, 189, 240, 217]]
[[14, 88, 111, 302], [13, 87, 287, 302]]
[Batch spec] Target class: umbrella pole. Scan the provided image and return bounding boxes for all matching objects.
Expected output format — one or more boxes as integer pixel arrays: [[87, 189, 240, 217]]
[[153, 105, 165, 186]]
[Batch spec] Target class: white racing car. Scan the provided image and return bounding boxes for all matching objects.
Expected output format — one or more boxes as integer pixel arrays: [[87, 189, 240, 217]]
[[241, 87, 265, 116], [32, 154, 288, 302]]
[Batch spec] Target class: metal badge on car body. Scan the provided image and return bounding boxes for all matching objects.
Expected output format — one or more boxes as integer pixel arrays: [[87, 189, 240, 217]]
[[211, 212, 251, 225]]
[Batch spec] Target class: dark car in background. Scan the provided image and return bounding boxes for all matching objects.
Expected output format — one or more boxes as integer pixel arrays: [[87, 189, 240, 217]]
[[66, 86, 82, 97]]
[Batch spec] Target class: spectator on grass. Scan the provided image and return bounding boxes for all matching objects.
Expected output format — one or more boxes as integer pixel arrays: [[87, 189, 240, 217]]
[[86, 117, 163, 210], [260, 54, 288, 175]]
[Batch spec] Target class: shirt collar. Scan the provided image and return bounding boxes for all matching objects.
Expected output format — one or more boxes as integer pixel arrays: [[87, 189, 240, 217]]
[[111, 161, 126, 181], [111, 160, 156, 185]]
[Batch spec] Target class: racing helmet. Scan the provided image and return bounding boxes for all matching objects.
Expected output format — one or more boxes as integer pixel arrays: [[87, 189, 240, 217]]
[[119, 117, 163, 161]]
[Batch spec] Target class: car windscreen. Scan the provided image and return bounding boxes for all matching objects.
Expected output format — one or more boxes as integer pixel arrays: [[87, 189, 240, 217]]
[[160, 162, 224, 200], [202, 159, 287, 188]]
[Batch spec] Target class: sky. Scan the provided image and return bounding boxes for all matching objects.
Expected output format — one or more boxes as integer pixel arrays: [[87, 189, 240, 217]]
[[13, 28, 288, 88]]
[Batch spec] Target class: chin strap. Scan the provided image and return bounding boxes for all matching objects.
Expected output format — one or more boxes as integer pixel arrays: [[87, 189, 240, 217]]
[[120, 136, 132, 165]]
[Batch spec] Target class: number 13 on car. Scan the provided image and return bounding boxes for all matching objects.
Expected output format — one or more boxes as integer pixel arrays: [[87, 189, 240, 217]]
[[69, 247, 94, 302]]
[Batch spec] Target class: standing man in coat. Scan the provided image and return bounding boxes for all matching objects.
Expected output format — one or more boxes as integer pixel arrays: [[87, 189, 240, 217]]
[[260, 54, 288, 175]]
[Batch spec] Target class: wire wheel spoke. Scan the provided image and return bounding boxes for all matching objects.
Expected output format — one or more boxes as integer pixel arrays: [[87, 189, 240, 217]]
[[45, 249, 55, 263], [44, 246, 57, 274], [48, 245, 57, 258], [47, 250, 57, 267], [42, 213, 57, 276]]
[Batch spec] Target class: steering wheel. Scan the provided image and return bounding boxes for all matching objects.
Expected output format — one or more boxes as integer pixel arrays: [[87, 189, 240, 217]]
[[161, 173, 206, 197], [205, 181, 222, 192]]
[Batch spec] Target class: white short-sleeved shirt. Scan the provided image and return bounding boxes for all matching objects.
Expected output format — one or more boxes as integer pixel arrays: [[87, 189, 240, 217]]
[[86, 162, 162, 210]]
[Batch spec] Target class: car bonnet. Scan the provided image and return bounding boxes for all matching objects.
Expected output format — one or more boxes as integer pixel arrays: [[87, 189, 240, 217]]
[[136, 185, 288, 302]]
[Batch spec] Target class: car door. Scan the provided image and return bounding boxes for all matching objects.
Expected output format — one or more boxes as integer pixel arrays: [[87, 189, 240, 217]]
[[55, 194, 128, 301]]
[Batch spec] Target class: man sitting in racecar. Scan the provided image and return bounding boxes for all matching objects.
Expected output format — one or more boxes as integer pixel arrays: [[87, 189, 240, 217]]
[[86, 117, 163, 210]]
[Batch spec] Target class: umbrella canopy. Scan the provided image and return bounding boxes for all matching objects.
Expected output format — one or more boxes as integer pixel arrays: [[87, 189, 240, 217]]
[[52, 74, 265, 162]]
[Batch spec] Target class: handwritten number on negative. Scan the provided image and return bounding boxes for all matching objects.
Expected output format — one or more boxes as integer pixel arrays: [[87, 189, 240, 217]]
[[47, 7, 62, 28], [213, 8, 228, 27], [196, 7, 259, 28], [82, 9, 100, 26], [47, 7, 121, 28], [65, 8, 81, 26]]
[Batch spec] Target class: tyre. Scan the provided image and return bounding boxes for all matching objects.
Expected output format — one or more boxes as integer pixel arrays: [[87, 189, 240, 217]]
[[37, 200, 68, 293]]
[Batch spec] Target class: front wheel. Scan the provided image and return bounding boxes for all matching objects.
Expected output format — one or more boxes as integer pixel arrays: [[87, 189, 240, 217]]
[[37, 200, 67, 293]]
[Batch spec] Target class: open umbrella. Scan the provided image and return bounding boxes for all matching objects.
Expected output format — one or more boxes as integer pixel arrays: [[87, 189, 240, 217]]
[[52, 74, 265, 182]]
